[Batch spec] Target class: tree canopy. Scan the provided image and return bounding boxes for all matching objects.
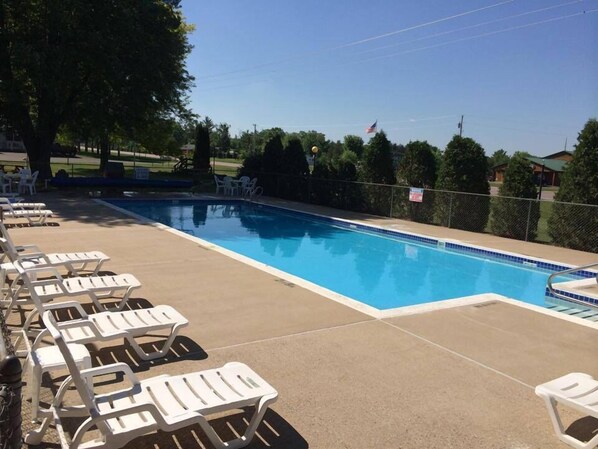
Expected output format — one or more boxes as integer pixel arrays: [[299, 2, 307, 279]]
[[548, 118, 598, 251], [0, 0, 193, 177], [396, 140, 438, 188], [361, 131, 396, 184]]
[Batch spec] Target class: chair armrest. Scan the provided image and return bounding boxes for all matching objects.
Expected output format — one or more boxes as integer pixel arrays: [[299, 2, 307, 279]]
[[40, 300, 88, 317], [80, 362, 140, 385]]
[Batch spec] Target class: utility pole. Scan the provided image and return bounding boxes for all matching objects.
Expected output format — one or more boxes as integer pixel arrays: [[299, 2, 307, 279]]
[[252, 124, 257, 154], [458, 115, 464, 137], [563, 137, 567, 151]]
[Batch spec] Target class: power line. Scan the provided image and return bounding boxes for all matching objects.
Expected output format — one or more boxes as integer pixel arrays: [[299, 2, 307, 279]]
[[350, 0, 583, 57], [196, 5, 595, 92], [196, 0, 515, 81], [350, 8, 598, 65]]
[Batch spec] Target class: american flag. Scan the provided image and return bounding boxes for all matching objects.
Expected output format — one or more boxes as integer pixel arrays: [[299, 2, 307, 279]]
[[366, 120, 377, 134]]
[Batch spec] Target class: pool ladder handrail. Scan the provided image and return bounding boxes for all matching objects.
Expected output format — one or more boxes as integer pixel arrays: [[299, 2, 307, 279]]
[[547, 262, 598, 310]]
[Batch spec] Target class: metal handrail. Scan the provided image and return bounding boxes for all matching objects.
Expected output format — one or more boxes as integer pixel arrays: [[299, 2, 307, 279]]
[[547, 262, 598, 309]]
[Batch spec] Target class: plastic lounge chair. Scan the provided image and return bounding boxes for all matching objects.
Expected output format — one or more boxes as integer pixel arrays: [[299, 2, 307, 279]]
[[0, 229, 109, 275], [214, 175, 226, 194], [0, 196, 46, 210], [26, 310, 278, 449], [535, 372, 598, 449], [1, 198, 52, 224], [3, 264, 141, 318]]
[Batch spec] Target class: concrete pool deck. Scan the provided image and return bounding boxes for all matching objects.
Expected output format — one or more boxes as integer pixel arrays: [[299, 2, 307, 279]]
[[7, 192, 598, 449]]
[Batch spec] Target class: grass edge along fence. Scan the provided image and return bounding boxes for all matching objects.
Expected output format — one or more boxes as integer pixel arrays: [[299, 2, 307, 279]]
[[249, 172, 598, 253], [0, 311, 21, 449]]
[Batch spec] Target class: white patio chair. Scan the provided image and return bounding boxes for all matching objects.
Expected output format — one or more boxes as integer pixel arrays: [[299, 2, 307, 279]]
[[0, 172, 12, 194], [25, 310, 278, 449], [535, 372, 598, 449], [242, 177, 257, 198], [238, 175, 250, 195], [3, 264, 141, 319], [18, 169, 38, 195], [214, 175, 226, 194], [0, 225, 109, 275], [223, 176, 239, 196]]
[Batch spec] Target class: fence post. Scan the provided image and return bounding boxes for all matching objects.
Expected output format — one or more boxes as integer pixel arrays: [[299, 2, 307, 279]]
[[448, 193, 454, 228], [524, 199, 533, 242], [389, 186, 394, 218]]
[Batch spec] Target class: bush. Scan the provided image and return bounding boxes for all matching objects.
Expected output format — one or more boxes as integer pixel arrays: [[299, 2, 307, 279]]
[[490, 152, 540, 240], [436, 136, 490, 232], [548, 118, 598, 252]]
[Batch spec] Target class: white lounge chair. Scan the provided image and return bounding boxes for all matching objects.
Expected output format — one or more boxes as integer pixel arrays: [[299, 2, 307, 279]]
[[3, 264, 141, 318], [26, 310, 278, 449], [10, 259, 187, 362], [2, 204, 52, 224], [535, 372, 598, 449], [0, 229, 109, 276], [0, 196, 46, 210]]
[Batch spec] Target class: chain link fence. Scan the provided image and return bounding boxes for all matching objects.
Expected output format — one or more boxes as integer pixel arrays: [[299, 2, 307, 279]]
[[248, 172, 598, 253], [0, 311, 21, 449]]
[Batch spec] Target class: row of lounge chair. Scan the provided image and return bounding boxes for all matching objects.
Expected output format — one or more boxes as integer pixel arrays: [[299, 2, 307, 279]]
[[0, 216, 278, 449]]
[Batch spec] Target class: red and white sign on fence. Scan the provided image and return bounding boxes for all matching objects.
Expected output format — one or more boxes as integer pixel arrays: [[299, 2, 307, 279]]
[[409, 187, 424, 203]]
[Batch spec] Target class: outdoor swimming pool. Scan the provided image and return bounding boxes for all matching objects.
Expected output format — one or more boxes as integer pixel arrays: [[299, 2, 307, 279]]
[[106, 199, 584, 310]]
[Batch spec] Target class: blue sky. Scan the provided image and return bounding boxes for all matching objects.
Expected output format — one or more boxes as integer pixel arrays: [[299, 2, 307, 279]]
[[181, 0, 597, 156]]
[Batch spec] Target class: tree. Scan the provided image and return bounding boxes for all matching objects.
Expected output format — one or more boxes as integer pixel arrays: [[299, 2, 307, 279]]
[[396, 141, 438, 188], [360, 131, 396, 184], [488, 149, 510, 177], [436, 136, 490, 232], [490, 152, 539, 240], [260, 135, 284, 195], [282, 138, 309, 176], [0, 0, 192, 178], [193, 123, 211, 171], [215, 123, 231, 157], [396, 140, 438, 224], [343, 135, 364, 159], [548, 118, 598, 252]]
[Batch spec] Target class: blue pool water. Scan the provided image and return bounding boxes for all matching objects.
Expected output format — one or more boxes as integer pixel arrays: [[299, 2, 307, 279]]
[[107, 199, 579, 310]]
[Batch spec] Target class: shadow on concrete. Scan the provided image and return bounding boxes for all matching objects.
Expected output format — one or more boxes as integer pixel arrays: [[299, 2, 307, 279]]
[[87, 335, 208, 374], [47, 409, 307, 449], [566, 416, 598, 445]]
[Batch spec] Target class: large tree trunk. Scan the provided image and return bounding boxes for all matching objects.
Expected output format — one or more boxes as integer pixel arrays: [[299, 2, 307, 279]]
[[99, 135, 110, 173], [21, 131, 54, 180]]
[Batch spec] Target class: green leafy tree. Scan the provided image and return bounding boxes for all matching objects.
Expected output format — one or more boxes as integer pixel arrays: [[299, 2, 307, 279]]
[[397, 141, 438, 187], [343, 135, 364, 159], [279, 138, 309, 200], [396, 140, 438, 223], [260, 135, 284, 195], [490, 152, 539, 240], [359, 131, 395, 216], [282, 138, 309, 176], [0, 0, 193, 177], [436, 136, 490, 232], [193, 123, 211, 171], [361, 131, 396, 184], [214, 123, 231, 157], [548, 118, 598, 252]]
